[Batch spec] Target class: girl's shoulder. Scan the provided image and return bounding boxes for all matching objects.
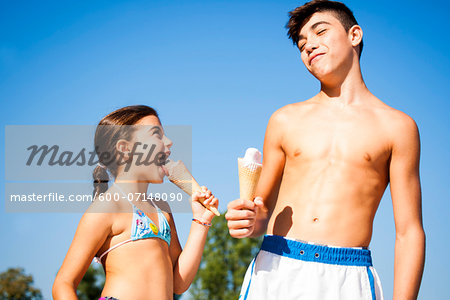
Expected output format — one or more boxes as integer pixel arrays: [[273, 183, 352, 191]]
[[89, 185, 135, 214], [153, 200, 173, 222], [81, 190, 132, 231]]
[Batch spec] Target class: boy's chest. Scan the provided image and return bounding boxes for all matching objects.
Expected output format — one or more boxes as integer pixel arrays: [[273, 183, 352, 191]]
[[282, 109, 392, 166]]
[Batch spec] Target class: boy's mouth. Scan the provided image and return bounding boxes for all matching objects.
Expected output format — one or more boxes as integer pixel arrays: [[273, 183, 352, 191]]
[[310, 53, 325, 65]]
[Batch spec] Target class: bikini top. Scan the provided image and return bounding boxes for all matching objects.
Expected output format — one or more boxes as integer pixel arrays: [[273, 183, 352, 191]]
[[94, 185, 171, 264]]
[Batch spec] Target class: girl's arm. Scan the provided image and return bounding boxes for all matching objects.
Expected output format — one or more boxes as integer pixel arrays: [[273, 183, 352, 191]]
[[169, 188, 218, 294], [52, 202, 113, 300]]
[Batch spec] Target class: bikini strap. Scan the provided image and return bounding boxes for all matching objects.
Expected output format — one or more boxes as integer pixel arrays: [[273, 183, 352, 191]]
[[114, 183, 160, 211], [94, 238, 133, 264]]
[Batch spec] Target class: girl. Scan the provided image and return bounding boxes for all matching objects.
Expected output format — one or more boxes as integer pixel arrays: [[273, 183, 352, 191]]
[[53, 105, 219, 299]]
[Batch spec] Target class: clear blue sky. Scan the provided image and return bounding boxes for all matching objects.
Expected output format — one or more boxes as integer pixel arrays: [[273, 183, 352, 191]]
[[1, 0, 449, 299]]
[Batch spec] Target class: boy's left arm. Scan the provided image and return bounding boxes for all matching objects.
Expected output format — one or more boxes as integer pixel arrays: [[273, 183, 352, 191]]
[[389, 115, 425, 300]]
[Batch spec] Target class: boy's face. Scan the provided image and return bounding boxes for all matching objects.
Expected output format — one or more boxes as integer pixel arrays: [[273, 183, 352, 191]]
[[297, 12, 358, 82]]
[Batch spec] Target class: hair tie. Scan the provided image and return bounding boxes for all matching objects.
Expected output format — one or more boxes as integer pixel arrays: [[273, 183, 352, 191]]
[[96, 162, 113, 183], [97, 162, 107, 169]]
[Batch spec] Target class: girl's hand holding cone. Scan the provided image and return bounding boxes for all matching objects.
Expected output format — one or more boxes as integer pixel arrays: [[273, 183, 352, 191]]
[[192, 186, 219, 224]]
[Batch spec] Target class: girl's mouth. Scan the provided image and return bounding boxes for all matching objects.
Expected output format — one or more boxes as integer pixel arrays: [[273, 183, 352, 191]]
[[161, 165, 169, 176]]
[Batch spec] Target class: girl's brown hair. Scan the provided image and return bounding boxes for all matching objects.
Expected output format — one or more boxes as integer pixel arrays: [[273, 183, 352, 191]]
[[93, 105, 159, 197]]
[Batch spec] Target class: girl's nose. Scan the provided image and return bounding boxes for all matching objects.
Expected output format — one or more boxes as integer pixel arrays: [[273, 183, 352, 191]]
[[164, 136, 173, 149]]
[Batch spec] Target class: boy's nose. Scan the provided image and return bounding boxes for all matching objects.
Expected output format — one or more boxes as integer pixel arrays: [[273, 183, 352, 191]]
[[305, 42, 319, 54]]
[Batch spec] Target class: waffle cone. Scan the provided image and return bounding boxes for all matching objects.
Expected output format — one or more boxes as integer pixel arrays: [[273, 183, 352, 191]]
[[238, 158, 262, 201], [167, 160, 220, 216]]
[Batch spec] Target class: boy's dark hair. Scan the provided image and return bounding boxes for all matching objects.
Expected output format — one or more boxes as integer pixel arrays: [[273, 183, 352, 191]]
[[286, 0, 363, 57]]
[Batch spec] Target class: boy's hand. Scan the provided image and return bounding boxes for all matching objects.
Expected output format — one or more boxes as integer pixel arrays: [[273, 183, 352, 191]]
[[225, 197, 264, 238]]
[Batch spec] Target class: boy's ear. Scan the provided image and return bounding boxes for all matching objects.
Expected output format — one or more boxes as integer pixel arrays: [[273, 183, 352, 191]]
[[349, 25, 363, 48]]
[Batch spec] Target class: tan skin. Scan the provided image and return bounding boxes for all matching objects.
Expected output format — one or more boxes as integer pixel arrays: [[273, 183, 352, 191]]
[[226, 12, 425, 300], [53, 115, 219, 300]]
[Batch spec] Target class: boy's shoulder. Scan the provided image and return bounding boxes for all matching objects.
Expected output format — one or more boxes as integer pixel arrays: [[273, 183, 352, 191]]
[[368, 97, 418, 131], [269, 96, 418, 136], [360, 96, 419, 149], [269, 97, 316, 122]]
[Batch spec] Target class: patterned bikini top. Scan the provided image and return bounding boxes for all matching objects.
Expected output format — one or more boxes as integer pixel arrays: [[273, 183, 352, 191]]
[[94, 185, 171, 264]]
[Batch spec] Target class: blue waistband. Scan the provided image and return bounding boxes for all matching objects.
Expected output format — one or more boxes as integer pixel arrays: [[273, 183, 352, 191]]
[[260, 235, 373, 267]]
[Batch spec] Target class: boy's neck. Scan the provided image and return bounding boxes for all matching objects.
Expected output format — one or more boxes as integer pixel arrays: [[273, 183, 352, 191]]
[[317, 61, 371, 106]]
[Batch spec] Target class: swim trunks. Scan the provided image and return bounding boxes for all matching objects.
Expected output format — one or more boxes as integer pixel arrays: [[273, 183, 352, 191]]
[[239, 235, 383, 300]]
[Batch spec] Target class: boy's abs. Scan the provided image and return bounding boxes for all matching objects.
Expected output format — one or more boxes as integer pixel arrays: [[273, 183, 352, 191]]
[[266, 159, 389, 247]]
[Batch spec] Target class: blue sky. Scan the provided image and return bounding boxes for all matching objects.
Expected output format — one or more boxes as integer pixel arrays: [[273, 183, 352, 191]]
[[1, 0, 449, 299]]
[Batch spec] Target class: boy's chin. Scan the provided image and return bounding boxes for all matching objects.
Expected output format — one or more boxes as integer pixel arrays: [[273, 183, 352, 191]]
[[310, 67, 330, 78]]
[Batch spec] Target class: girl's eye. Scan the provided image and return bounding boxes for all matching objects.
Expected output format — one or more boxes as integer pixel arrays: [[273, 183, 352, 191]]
[[300, 43, 306, 51], [152, 131, 162, 138], [317, 29, 326, 35]]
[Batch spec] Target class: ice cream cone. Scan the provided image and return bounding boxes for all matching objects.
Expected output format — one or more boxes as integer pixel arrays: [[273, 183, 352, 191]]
[[238, 157, 262, 201], [166, 160, 220, 216]]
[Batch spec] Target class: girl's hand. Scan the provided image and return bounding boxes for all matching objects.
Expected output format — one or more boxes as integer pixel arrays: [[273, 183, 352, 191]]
[[191, 186, 219, 224]]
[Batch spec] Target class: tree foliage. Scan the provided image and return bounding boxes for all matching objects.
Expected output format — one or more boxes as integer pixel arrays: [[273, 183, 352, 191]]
[[77, 264, 105, 300], [0, 268, 42, 300], [189, 214, 262, 300]]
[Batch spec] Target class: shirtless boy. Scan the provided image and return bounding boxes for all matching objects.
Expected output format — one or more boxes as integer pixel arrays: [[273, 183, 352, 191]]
[[225, 1, 425, 299]]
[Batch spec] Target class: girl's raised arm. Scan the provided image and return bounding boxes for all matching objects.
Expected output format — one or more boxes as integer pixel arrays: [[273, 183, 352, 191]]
[[169, 188, 219, 294]]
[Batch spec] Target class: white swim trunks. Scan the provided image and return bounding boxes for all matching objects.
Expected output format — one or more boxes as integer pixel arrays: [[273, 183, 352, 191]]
[[239, 235, 383, 300]]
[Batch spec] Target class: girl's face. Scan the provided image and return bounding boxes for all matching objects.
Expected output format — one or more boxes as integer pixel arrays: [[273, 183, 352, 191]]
[[118, 115, 172, 183]]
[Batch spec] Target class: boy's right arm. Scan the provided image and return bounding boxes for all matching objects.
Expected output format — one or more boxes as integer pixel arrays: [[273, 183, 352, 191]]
[[226, 109, 286, 238]]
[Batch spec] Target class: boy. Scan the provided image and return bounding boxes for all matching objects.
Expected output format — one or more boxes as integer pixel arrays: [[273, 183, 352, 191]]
[[225, 1, 425, 299]]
